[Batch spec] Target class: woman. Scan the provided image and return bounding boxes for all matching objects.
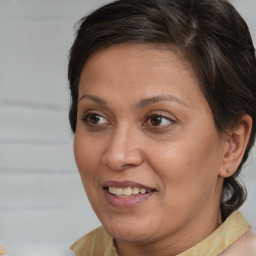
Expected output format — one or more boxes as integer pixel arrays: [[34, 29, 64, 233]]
[[68, 0, 256, 255]]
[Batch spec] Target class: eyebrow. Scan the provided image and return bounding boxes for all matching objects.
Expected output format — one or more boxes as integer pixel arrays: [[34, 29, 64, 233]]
[[79, 94, 187, 108], [79, 94, 107, 104], [136, 95, 188, 109]]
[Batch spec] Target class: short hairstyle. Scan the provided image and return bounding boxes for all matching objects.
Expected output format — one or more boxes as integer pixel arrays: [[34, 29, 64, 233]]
[[68, 0, 256, 219]]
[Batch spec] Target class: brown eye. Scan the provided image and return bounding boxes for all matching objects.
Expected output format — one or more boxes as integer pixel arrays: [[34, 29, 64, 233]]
[[150, 115, 163, 126], [145, 114, 174, 127], [89, 114, 101, 124], [82, 113, 108, 126]]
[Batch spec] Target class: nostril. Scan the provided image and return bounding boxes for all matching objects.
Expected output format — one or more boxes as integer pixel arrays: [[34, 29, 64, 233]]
[[102, 150, 144, 171], [101, 132, 144, 171]]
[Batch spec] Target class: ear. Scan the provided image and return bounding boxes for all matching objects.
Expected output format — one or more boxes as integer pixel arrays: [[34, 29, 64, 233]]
[[219, 115, 252, 178]]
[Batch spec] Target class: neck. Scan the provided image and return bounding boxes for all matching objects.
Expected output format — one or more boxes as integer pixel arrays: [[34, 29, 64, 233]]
[[114, 210, 223, 256]]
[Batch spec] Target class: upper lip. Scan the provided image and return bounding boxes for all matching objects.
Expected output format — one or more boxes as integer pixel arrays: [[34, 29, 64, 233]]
[[102, 180, 156, 191]]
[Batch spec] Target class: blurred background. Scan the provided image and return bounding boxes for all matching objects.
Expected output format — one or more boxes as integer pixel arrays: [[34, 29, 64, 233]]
[[0, 0, 255, 255]]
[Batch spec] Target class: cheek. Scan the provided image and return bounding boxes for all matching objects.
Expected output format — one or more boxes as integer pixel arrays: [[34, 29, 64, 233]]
[[73, 133, 101, 180], [145, 134, 222, 198], [73, 134, 104, 207]]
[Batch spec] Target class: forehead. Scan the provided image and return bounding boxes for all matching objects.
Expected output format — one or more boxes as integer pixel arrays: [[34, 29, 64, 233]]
[[81, 44, 197, 85], [83, 43, 192, 74], [79, 44, 202, 99]]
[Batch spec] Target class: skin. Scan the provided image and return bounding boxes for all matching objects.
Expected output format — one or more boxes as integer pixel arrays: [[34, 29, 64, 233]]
[[74, 44, 251, 256]]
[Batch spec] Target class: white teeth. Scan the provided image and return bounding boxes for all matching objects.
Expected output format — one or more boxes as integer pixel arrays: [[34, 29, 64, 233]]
[[108, 186, 151, 196], [115, 188, 123, 195], [123, 187, 133, 196], [109, 187, 115, 194], [132, 187, 140, 195], [139, 188, 146, 194]]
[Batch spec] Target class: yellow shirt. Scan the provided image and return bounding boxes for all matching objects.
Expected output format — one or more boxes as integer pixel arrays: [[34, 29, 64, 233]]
[[70, 211, 250, 256]]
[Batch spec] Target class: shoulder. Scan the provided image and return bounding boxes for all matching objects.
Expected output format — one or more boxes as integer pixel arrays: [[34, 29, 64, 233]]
[[219, 227, 256, 256], [70, 226, 113, 256]]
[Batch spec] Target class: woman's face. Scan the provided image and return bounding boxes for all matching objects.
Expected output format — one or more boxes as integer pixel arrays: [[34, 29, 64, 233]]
[[74, 44, 227, 246]]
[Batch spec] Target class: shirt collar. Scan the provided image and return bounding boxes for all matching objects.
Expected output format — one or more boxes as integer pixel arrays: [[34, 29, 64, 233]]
[[177, 211, 250, 256]]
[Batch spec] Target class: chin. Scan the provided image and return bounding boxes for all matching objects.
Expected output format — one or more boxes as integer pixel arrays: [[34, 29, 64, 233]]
[[101, 215, 157, 242]]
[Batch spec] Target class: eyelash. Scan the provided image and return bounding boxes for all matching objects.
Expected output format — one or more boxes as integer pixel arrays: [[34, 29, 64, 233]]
[[144, 114, 175, 128], [82, 111, 109, 127], [81, 112, 175, 128]]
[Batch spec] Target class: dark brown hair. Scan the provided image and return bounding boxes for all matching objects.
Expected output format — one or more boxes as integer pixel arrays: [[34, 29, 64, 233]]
[[68, 0, 256, 219]]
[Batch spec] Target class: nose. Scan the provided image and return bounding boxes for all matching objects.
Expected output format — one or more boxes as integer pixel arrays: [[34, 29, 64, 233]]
[[102, 126, 144, 171]]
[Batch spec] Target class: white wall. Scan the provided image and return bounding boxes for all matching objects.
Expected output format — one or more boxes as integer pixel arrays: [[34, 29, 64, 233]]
[[0, 0, 255, 255]]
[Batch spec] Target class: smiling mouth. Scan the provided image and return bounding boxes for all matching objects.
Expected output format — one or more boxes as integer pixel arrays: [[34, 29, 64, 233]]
[[102, 181, 157, 208], [106, 186, 155, 198]]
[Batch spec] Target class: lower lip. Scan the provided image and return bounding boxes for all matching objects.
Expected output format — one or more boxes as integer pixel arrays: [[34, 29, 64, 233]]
[[104, 189, 155, 208]]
